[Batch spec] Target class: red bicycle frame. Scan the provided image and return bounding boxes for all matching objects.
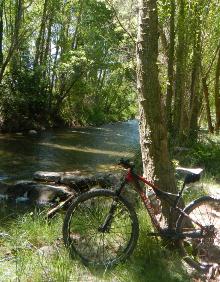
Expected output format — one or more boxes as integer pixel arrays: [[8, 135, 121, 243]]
[[124, 168, 162, 231], [123, 168, 204, 234]]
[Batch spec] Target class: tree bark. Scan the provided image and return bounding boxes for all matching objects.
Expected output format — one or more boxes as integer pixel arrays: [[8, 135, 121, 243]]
[[173, 0, 187, 142], [10, 0, 23, 77], [14, 0, 22, 46], [0, 0, 3, 66], [34, 0, 48, 68], [166, 0, 175, 131], [72, 1, 83, 50], [0, 0, 23, 83], [202, 77, 214, 133], [137, 0, 178, 227], [214, 47, 220, 133], [188, 6, 202, 141]]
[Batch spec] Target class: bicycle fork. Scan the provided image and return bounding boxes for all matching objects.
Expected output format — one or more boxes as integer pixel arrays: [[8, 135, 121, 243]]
[[98, 200, 118, 233], [98, 181, 126, 233]]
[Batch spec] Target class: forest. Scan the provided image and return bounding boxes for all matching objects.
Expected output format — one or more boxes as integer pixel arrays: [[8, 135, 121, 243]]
[[0, 0, 220, 142]]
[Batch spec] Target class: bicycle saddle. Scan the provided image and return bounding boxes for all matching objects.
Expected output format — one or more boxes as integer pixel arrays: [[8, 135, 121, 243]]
[[176, 166, 203, 184]]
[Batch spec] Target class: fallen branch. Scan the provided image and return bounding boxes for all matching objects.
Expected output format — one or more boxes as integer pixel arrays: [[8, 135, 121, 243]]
[[46, 194, 76, 219]]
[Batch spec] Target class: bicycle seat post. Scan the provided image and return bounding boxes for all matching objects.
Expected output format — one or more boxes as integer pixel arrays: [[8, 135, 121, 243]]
[[173, 180, 186, 208]]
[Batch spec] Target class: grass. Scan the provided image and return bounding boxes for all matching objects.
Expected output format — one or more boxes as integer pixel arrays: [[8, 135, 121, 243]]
[[0, 203, 190, 282]]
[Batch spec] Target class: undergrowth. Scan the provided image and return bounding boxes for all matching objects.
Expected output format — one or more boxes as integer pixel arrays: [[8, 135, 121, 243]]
[[0, 204, 190, 282], [173, 133, 220, 182]]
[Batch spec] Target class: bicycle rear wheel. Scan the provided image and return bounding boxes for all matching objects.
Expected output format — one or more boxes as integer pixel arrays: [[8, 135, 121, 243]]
[[63, 189, 139, 268], [177, 196, 220, 277]]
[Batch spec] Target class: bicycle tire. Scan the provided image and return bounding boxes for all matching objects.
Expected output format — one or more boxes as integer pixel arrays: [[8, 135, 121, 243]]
[[63, 189, 139, 268], [177, 196, 220, 275]]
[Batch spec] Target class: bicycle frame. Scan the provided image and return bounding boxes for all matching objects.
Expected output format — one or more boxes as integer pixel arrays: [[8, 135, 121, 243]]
[[116, 168, 205, 239]]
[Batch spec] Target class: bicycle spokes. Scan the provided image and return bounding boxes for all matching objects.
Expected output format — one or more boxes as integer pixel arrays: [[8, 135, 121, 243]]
[[179, 199, 220, 268], [65, 193, 135, 266]]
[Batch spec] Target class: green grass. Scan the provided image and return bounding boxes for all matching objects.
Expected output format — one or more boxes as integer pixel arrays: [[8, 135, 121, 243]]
[[0, 203, 190, 282]]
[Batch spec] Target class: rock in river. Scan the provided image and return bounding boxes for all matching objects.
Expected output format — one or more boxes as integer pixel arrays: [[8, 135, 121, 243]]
[[34, 171, 62, 183]]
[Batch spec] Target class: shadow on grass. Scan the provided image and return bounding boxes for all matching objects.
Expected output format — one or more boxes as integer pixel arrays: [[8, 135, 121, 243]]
[[88, 234, 190, 282], [87, 207, 191, 282]]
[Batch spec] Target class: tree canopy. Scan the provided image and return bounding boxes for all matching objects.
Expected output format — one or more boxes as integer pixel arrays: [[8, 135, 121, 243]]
[[0, 0, 137, 131]]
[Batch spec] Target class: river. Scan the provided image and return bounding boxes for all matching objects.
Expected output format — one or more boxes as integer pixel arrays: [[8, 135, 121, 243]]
[[0, 120, 140, 182]]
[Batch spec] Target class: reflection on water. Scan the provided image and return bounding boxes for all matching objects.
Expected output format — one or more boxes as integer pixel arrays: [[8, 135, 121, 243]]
[[0, 120, 140, 181]]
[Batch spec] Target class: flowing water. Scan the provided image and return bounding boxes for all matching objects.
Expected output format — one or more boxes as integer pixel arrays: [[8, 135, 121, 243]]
[[0, 120, 140, 182]]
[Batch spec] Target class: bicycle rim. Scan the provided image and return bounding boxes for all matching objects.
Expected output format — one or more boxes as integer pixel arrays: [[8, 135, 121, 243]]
[[63, 189, 139, 268], [177, 196, 220, 275]]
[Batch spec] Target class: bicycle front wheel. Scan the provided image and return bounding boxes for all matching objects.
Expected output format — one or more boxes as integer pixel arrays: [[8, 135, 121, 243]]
[[63, 189, 139, 268], [177, 196, 220, 276]]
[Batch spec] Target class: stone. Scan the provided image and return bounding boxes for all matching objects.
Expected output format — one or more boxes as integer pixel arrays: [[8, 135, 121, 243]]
[[0, 171, 125, 207], [37, 246, 57, 257], [7, 181, 36, 199], [0, 180, 72, 204], [0, 182, 10, 195], [27, 184, 72, 203], [60, 174, 96, 191], [94, 172, 122, 187], [0, 194, 8, 201], [28, 130, 38, 135], [33, 171, 62, 183]]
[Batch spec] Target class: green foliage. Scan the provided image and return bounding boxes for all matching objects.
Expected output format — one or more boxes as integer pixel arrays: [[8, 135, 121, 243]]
[[0, 69, 48, 131], [173, 133, 220, 181], [0, 0, 137, 131]]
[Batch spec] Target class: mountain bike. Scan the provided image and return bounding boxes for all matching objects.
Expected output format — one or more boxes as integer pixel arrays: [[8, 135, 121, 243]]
[[63, 158, 220, 276]]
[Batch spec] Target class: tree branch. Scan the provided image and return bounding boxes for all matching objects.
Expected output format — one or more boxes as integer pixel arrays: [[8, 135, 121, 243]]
[[105, 0, 136, 44]]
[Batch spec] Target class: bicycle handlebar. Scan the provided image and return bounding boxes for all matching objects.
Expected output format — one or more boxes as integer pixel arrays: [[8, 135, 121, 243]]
[[118, 158, 135, 169]]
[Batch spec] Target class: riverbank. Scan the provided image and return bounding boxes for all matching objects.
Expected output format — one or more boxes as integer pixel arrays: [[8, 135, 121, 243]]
[[0, 117, 136, 134]]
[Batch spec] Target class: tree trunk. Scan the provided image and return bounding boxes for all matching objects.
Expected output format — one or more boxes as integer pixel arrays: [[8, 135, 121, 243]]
[[166, 0, 175, 131], [72, 1, 83, 50], [0, 0, 22, 83], [0, 0, 3, 66], [48, 39, 59, 114], [41, 13, 53, 87], [137, 0, 178, 227], [0, 46, 14, 83], [10, 0, 23, 78], [214, 48, 220, 133], [202, 77, 214, 133], [34, 0, 48, 68], [188, 9, 202, 142], [14, 0, 22, 46], [173, 0, 187, 142]]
